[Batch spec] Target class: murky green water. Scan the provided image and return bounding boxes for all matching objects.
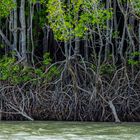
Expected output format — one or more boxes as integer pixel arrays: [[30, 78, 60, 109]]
[[0, 122, 140, 140]]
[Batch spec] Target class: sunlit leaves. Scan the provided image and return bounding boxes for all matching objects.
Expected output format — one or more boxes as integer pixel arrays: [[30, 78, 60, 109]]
[[129, 0, 140, 15], [0, 0, 15, 17], [47, 0, 112, 41]]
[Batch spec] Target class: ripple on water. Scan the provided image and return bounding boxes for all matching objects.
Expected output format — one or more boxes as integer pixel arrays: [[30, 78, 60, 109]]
[[0, 122, 140, 140]]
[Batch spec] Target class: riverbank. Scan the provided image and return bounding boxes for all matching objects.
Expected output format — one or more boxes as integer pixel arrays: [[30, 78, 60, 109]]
[[0, 0, 140, 123], [0, 62, 140, 122]]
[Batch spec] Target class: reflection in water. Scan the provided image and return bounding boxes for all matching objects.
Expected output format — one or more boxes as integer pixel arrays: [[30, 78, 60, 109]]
[[0, 122, 140, 140]]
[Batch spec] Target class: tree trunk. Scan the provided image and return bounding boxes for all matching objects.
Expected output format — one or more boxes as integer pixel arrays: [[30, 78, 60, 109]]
[[20, 0, 27, 66]]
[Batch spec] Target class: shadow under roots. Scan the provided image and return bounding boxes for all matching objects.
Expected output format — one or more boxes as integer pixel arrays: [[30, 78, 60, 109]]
[[0, 56, 140, 122]]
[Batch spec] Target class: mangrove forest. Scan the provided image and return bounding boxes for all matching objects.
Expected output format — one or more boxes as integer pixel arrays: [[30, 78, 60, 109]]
[[0, 0, 140, 122]]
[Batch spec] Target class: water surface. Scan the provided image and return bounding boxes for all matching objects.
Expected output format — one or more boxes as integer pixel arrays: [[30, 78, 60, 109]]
[[0, 121, 140, 140]]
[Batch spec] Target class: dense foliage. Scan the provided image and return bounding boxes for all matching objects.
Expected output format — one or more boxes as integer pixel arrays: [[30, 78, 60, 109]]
[[0, 0, 140, 122]]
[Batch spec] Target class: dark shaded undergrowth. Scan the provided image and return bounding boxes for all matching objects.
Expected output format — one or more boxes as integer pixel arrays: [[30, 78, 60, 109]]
[[0, 55, 140, 122]]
